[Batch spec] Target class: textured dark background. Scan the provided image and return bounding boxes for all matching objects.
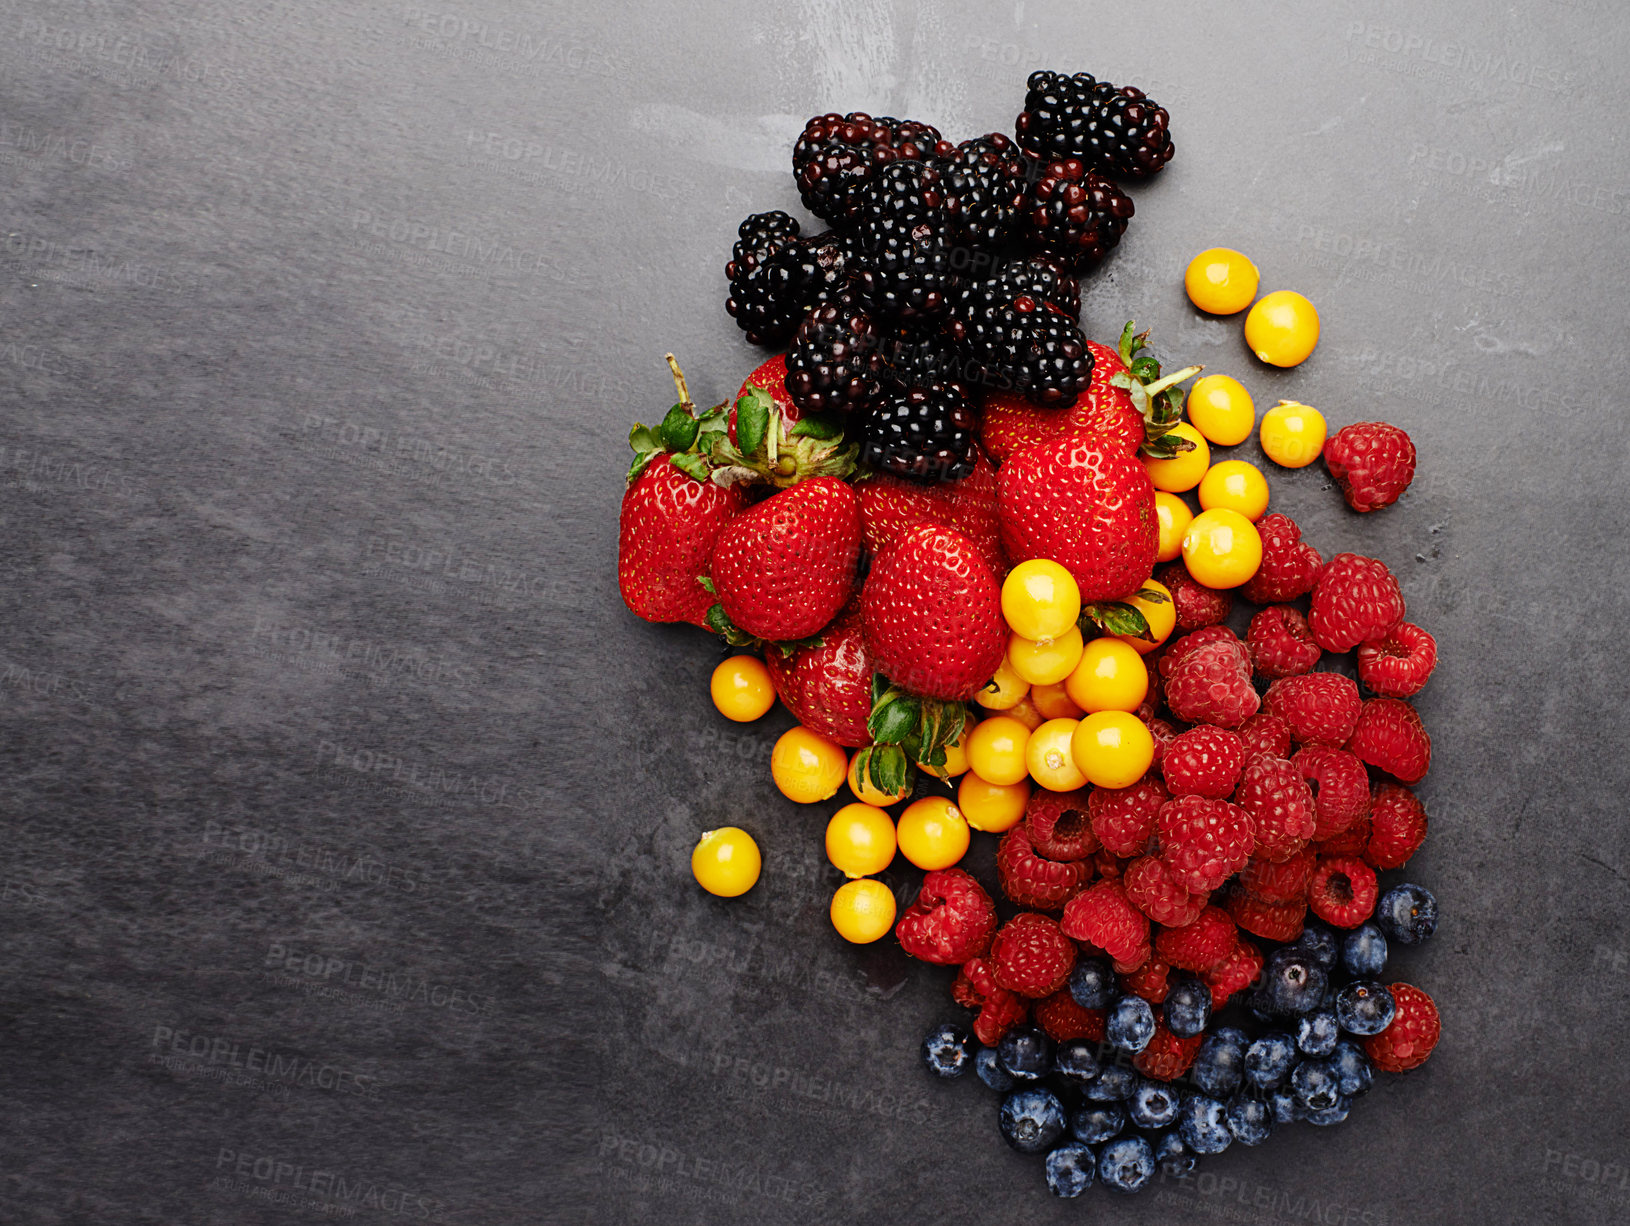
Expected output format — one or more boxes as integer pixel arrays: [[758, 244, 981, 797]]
[[2, 0, 1628, 1222]]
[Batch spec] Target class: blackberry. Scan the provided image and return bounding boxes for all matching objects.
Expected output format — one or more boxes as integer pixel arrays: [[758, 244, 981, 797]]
[[793, 112, 950, 225], [940, 133, 1031, 251], [856, 383, 977, 482], [856, 231, 960, 321], [784, 299, 886, 416], [877, 322, 967, 394], [725, 231, 854, 348], [725, 211, 800, 282], [1020, 159, 1134, 271], [857, 160, 951, 246], [1016, 70, 1175, 179], [954, 253, 1081, 319], [957, 297, 1092, 405]]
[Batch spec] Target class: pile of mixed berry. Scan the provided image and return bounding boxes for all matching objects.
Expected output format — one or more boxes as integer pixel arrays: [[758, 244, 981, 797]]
[[616, 69, 1441, 1198]]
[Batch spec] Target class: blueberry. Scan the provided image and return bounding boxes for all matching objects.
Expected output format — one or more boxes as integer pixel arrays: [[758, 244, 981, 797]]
[[1053, 1038, 1101, 1085], [1107, 995, 1156, 1054], [1151, 1130, 1195, 1176], [921, 1023, 971, 1078], [1069, 956, 1117, 1010], [1269, 1088, 1302, 1124], [1254, 948, 1329, 1017], [1177, 1093, 1232, 1154], [1291, 1059, 1342, 1113], [1226, 1096, 1273, 1146], [1244, 1033, 1298, 1090], [1098, 1136, 1155, 1193], [1163, 973, 1213, 1038], [1334, 981, 1396, 1036], [1212, 1025, 1250, 1048], [1296, 1011, 1340, 1057], [1331, 1040, 1375, 1096], [975, 1046, 1017, 1092], [1376, 883, 1438, 945], [1304, 1094, 1352, 1126], [1044, 1141, 1097, 1197], [1192, 1031, 1247, 1097], [1070, 1102, 1126, 1145], [1084, 1063, 1138, 1101], [1285, 922, 1340, 969], [1000, 1087, 1067, 1154], [1341, 923, 1389, 977], [1128, 1079, 1180, 1129], [998, 1025, 1055, 1082]]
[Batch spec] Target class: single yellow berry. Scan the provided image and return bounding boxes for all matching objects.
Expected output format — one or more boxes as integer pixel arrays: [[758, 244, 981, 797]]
[[974, 654, 1030, 711], [1244, 290, 1320, 367], [1065, 637, 1150, 714], [830, 878, 897, 943], [1154, 491, 1194, 563], [1026, 718, 1088, 792], [957, 773, 1031, 833], [825, 803, 898, 878], [1259, 400, 1328, 468], [1198, 459, 1270, 522], [1142, 422, 1210, 493], [966, 716, 1033, 786], [847, 753, 912, 806], [770, 726, 847, 803], [1184, 247, 1260, 315], [1071, 711, 1155, 789], [1001, 559, 1082, 641], [691, 827, 761, 897], [1008, 626, 1085, 687], [1182, 507, 1264, 589], [896, 796, 971, 870], [1117, 579, 1177, 657], [1186, 375, 1256, 446]]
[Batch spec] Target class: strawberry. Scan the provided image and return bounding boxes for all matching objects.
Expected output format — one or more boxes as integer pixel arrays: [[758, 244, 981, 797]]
[[997, 434, 1158, 601], [980, 390, 1067, 465], [763, 602, 874, 747], [707, 476, 862, 643], [711, 356, 858, 488], [856, 448, 1006, 578]]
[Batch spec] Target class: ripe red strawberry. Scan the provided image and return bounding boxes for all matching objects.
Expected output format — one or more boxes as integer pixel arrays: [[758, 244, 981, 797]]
[[1247, 606, 1321, 680], [861, 523, 1005, 700], [989, 913, 1077, 997], [1309, 553, 1405, 652], [1163, 727, 1246, 799], [1133, 1023, 1204, 1079], [856, 448, 1006, 578], [1120, 955, 1173, 1003], [1225, 891, 1306, 943], [1034, 990, 1107, 1043], [618, 456, 744, 627], [1324, 421, 1417, 513], [1263, 672, 1363, 747], [764, 602, 873, 746], [1065, 340, 1143, 454], [1291, 746, 1372, 838], [996, 434, 1158, 601], [1347, 697, 1431, 783], [1154, 906, 1238, 972], [1155, 560, 1233, 630], [1060, 880, 1149, 964], [1366, 782, 1428, 869], [1357, 622, 1438, 698], [1364, 983, 1440, 1072], [1163, 637, 1260, 729], [1088, 774, 1168, 857], [997, 827, 1092, 911], [954, 957, 1030, 1046], [980, 391, 1066, 465], [895, 868, 998, 964], [730, 353, 798, 438], [1308, 855, 1378, 928], [1024, 789, 1099, 861], [1240, 512, 1323, 604], [1239, 849, 1315, 904], [1234, 754, 1316, 862], [1122, 854, 1208, 927], [708, 476, 861, 641], [1157, 796, 1255, 893], [1237, 713, 1293, 759]]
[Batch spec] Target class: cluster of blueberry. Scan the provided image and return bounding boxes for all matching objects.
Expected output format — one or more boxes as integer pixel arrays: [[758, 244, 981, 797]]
[[921, 883, 1437, 1195]]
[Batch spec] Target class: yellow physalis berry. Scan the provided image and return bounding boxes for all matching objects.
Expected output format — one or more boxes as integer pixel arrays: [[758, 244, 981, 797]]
[[896, 796, 971, 870], [1198, 459, 1270, 522], [1154, 491, 1194, 562], [830, 878, 897, 943], [1117, 579, 1177, 657], [1244, 290, 1320, 367], [974, 654, 1030, 711], [966, 716, 1032, 787], [825, 803, 898, 878], [1001, 559, 1082, 642], [1071, 711, 1156, 789], [770, 726, 847, 803], [1026, 718, 1087, 791], [1182, 507, 1264, 589], [1259, 400, 1328, 468], [1142, 422, 1210, 493], [1008, 626, 1085, 687], [1184, 247, 1260, 315], [1185, 375, 1256, 446], [957, 773, 1031, 833], [691, 827, 761, 897], [1031, 681, 1085, 721], [1064, 637, 1149, 714]]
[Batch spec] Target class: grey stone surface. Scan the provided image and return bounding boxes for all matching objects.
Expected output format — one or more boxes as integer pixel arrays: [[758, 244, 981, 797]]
[[1, 0, 1627, 1222]]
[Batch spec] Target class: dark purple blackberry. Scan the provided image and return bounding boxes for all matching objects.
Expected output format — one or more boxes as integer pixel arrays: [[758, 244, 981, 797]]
[[855, 383, 978, 482], [793, 113, 952, 225], [954, 253, 1081, 320], [878, 322, 967, 395], [724, 211, 800, 283], [726, 230, 855, 348], [784, 299, 887, 416], [1019, 159, 1134, 271], [856, 233, 960, 322], [856, 160, 951, 246], [1015, 71, 1174, 179], [940, 133, 1032, 250], [957, 298, 1093, 406]]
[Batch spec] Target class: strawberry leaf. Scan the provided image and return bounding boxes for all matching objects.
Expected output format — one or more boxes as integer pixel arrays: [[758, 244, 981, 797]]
[[1141, 431, 1197, 460], [734, 388, 772, 458], [1133, 585, 1170, 605], [697, 576, 716, 594], [658, 403, 699, 453], [669, 452, 710, 482], [1081, 601, 1152, 640], [628, 423, 660, 454], [704, 604, 757, 648], [788, 413, 843, 442], [863, 745, 908, 797], [870, 691, 922, 745]]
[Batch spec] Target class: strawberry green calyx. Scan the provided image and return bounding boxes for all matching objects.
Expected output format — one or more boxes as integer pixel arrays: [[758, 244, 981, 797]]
[[627, 354, 730, 484], [708, 386, 859, 489], [1080, 584, 1170, 641], [858, 674, 969, 794], [697, 578, 823, 657], [1107, 322, 1203, 460]]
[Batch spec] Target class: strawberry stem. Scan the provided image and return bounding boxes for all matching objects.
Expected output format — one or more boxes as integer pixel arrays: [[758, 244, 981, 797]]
[[1142, 364, 1203, 399], [665, 353, 693, 413]]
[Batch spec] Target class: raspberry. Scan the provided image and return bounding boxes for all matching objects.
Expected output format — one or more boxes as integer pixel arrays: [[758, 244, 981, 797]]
[[1347, 697, 1432, 784], [990, 913, 1078, 997], [1122, 854, 1208, 927], [1263, 672, 1363, 747], [896, 868, 999, 964], [1144, 715, 1179, 771], [952, 955, 1001, 1009], [1162, 726, 1246, 799], [1111, 944, 1153, 974], [1154, 906, 1238, 972], [1033, 990, 1107, 1043], [953, 956, 1032, 1045], [1366, 782, 1428, 869], [1093, 849, 1126, 881], [1024, 788, 1099, 861], [1163, 639, 1260, 729], [1247, 606, 1321, 680], [1120, 955, 1173, 1003], [1155, 560, 1232, 630], [1324, 421, 1417, 513], [1237, 713, 1293, 759], [1156, 795, 1255, 893], [1061, 881, 1150, 965], [1202, 937, 1263, 1006], [1234, 753, 1316, 862], [1363, 982, 1440, 1072], [1133, 1023, 1204, 1080], [1088, 774, 1168, 857], [1241, 513, 1323, 604], [1309, 553, 1405, 653], [1225, 890, 1307, 943], [1308, 855, 1378, 928], [1292, 746, 1372, 839], [1157, 625, 1240, 678], [1356, 622, 1437, 698], [1313, 810, 1370, 857], [1239, 849, 1315, 904], [997, 827, 1092, 911]]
